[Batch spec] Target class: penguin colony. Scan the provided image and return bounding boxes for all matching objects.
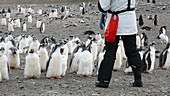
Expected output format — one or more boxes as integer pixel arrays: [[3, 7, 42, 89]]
[[0, 1, 169, 83]]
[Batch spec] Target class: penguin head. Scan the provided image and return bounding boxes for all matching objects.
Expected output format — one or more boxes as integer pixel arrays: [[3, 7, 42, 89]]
[[0, 47, 5, 55], [29, 49, 34, 54], [0, 37, 5, 43], [9, 47, 17, 54], [33, 36, 37, 42]]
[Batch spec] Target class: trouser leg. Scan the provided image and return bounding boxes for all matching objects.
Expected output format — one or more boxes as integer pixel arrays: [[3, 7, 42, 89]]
[[98, 36, 119, 83], [121, 34, 142, 82]]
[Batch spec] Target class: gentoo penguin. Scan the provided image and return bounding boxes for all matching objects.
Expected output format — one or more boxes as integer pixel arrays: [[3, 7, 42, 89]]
[[136, 34, 141, 49], [27, 14, 32, 23], [157, 26, 168, 44], [97, 37, 105, 55], [37, 8, 43, 15], [37, 43, 49, 72], [95, 32, 102, 41], [62, 6, 69, 20], [0, 47, 9, 82], [97, 48, 105, 75], [61, 44, 69, 76], [77, 44, 93, 77], [46, 43, 63, 79], [5, 39, 16, 53], [28, 37, 40, 53], [153, 15, 157, 26], [90, 38, 98, 68], [159, 42, 170, 69], [14, 18, 21, 28], [69, 43, 84, 74], [22, 22, 27, 32], [142, 43, 156, 74], [24, 49, 41, 79], [36, 19, 42, 29], [139, 15, 144, 26], [40, 22, 45, 33], [113, 41, 123, 71], [141, 32, 149, 47], [1, 17, 7, 26], [8, 20, 14, 32], [0, 37, 6, 50], [18, 35, 28, 53], [7, 47, 20, 69]]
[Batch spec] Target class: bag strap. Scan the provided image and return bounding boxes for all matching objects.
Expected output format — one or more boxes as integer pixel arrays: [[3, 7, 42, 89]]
[[127, 0, 131, 10]]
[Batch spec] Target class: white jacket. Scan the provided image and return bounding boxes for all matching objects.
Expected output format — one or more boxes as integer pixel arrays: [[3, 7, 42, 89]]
[[99, 0, 138, 35]]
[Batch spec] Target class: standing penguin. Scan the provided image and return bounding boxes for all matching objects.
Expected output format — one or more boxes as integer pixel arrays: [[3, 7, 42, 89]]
[[40, 22, 45, 33], [46, 43, 63, 79], [28, 37, 40, 53], [22, 22, 27, 32], [139, 15, 144, 26], [36, 19, 42, 29], [142, 43, 156, 74], [1, 17, 7, 26], [0, 47, 9, 82], [153, 15, 157, 26], [141, 32, 149, 47], [157, 26, 168, 44], [24, 49, 41, 79], [18, 35, 28, 53], [159, 42, 170, 69], [69, 43, 84, 74], [37, 43, 49, 72], [7, 47, 20, 69], [77, 43, 93, 77], [61, 44, 69, 77], [27, 14, 32, 23]]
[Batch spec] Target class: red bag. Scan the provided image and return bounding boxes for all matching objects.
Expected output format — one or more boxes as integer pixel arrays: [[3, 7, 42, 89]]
[[105, 14, 119, 43]]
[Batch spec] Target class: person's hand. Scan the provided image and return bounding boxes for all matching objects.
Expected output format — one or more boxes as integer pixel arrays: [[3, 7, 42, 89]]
[[99, 12, 106, 30]]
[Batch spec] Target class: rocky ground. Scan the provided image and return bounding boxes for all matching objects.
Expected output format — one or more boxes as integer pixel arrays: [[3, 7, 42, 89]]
[[0, 0, 170, 96]]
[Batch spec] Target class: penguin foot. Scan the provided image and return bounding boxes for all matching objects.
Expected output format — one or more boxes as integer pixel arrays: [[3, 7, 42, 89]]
[[3, 79, 8, 82], [80, 74, 84, 77], [162, 68, 170, 70], [10, 67, 16, 69], [49, 77, 55, 79], [41, 70, 46, 72], [71, 72, 76, 74], [56, 76, 62, 79], [86, 75, 92, 77], [146, 72, 153, 74], [113, 69, 118, 71]]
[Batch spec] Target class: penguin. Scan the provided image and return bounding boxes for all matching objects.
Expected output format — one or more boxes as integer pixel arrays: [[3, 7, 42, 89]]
[[27, 14, 32, 23], [96, 48, 105, 75], [8, 21, 14, 32], [24, 49, 41, 79], [136, 34, 141, 49], [77, 46, 93, 77], [0, 47, 9, 82], [0, 37, 6, 50], [37, 43, 49, 72], [159, 42, 170, 69], [5, 39, 16, 53], [157, 26, 168, 44], [1, 17, 7, 26], [22, 22, 27, 32], [28, 37, 40, 53], [14, 18, 21, 28], [18, 35, 28, 53], [40, 22, 45, 33], [61, 44, 69, 76], [139, 15, 144, 26], [97, 37, 105, 55], [7, 47, 20, 69], [36, 19, 42, 29], [153, 15, 157, 26], [141, 32, 149, 47], [113, 41, 123, 71], [141, 43, 156, 74], [90, 38, 98, 68], [37, 8, 43, 15], [69, 43, 84, 74], [46, 43, 63, 79], [152, 0, 156, 4]]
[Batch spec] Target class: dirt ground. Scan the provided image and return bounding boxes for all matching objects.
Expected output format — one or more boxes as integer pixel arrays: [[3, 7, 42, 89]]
[[0, 0, 170, 96]]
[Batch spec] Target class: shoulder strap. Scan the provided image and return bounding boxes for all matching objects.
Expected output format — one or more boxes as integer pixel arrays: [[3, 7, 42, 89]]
[[127, 0, 131, 10]]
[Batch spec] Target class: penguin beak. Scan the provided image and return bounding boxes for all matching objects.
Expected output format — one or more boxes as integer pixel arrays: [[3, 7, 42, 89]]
[[157, 35, 160, 39]]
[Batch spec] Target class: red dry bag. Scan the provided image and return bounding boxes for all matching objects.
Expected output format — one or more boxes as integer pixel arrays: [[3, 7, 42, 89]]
[[104, 14, 119, 43]]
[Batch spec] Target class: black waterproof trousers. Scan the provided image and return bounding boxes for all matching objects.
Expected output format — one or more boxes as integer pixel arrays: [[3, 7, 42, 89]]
[[98, 34, 142, 84]]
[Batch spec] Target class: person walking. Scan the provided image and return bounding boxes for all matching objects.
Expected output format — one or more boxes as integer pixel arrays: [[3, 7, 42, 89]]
[[96, 0, 143, 88]]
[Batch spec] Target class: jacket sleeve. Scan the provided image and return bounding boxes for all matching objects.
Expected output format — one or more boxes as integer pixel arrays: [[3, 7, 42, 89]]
[[99, 0, 111, 11]]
